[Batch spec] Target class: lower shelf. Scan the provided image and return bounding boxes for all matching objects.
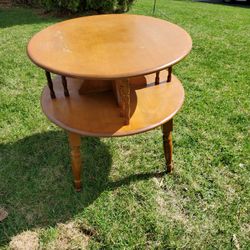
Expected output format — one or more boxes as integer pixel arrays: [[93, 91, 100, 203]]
[[41, 73, 184, 137]]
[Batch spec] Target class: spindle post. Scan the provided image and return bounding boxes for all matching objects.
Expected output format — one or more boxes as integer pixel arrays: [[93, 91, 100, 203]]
[[155, 71, 160, 85], [167, 66, 172, 83], [45, 71, 56, 99], [61, 76, 70, 97]]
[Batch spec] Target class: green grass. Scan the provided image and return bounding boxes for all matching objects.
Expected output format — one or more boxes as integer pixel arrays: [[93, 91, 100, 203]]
[[0, 1, 249, 249]]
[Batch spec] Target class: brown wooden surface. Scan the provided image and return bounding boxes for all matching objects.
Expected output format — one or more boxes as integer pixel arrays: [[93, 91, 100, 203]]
[[78, 79, 113, 94], [27, 14, 192, 80], [162, 119, 173, 172], [41, 73, 184, 137], [68, 132, 82, 191], [116, 79, 131, 125]]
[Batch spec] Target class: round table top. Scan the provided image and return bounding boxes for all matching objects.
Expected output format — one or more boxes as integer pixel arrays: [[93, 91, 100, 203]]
[[27, 14, 192, 80]]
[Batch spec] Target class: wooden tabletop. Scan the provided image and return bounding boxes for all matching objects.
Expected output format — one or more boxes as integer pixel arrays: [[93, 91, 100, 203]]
[[27, 14, 192, 80]]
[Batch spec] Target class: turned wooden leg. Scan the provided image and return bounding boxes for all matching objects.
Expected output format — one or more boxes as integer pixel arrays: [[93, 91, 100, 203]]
[[68, 132, 82, 191], [162, 119, 173, 173]]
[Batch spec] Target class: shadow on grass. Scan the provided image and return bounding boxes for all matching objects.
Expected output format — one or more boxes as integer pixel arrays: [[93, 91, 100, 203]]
[[0, 131, 111, 245], [193, 0, 250, 8], [0, 131, 165, 245], [0, 7, 58, 28]]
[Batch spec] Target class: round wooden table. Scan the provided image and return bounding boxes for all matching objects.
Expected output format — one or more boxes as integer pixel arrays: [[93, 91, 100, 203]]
[[27, 14, 192, 191]]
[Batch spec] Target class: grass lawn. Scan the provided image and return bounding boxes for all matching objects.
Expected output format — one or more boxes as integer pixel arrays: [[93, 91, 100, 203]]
[[0, 0, 249, 249]]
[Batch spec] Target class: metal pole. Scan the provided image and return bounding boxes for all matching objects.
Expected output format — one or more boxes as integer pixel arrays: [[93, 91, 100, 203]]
[[153, 0, 157, 15]]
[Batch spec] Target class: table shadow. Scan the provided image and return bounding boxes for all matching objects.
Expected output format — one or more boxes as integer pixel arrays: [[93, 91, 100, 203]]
[[193, 0, 250, 8], [0, 131, 165, 245], [0, 7, 59, 29]]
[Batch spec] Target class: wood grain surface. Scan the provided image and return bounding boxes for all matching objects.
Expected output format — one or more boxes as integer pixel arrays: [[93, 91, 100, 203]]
[[28, 14, 192, 80], [41, 73, 184, 137]]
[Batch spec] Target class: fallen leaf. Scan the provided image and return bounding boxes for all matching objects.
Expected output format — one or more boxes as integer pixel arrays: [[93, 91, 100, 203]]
[[0, 207, 8, 222], [232, 234, 240, 250]]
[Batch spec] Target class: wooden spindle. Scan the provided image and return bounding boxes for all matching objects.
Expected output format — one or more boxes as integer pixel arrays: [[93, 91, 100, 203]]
[[155, 71, 160, 85], [162, 119, 173, 173], [167, 66, 172, 83], [45, 71, 56, 99], [61, 76, 70, 97]]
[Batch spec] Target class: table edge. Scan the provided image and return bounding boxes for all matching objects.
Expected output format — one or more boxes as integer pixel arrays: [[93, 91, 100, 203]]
[[27, 14, 192, 80]]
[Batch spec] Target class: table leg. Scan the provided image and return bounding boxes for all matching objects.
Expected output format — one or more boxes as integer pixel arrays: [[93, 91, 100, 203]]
[[68, 132, 82, 191], [162, 119, 173, 173]]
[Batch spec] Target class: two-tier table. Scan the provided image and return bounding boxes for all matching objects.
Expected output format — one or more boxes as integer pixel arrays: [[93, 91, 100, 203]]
[[27, 14, 192, 191]]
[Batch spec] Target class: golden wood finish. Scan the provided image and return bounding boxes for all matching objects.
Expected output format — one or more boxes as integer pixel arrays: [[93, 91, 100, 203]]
[[41, 73, 184, 137], [116, 79, 130, 125], [68, 132, 82, 191], [78, 79, 113, 94], [162, 119, 173, 173], [27, 14, 192, 190], [27, 14, 192, 80]]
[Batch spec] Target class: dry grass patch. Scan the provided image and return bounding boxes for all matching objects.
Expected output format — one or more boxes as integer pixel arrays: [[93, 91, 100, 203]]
[[44, 222, 90, 250], [153, 176, 219, 247], [153, 177, 189, 225], [9, 231, 39, 250]]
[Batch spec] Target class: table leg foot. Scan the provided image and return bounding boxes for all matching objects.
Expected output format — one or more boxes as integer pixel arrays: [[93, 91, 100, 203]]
[[162, 119, 173, 173], [68, 132, 82, 191]]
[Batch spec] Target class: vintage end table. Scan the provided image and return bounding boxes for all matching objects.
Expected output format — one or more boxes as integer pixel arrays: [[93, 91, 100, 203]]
[[27, 14, 192, 191]]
